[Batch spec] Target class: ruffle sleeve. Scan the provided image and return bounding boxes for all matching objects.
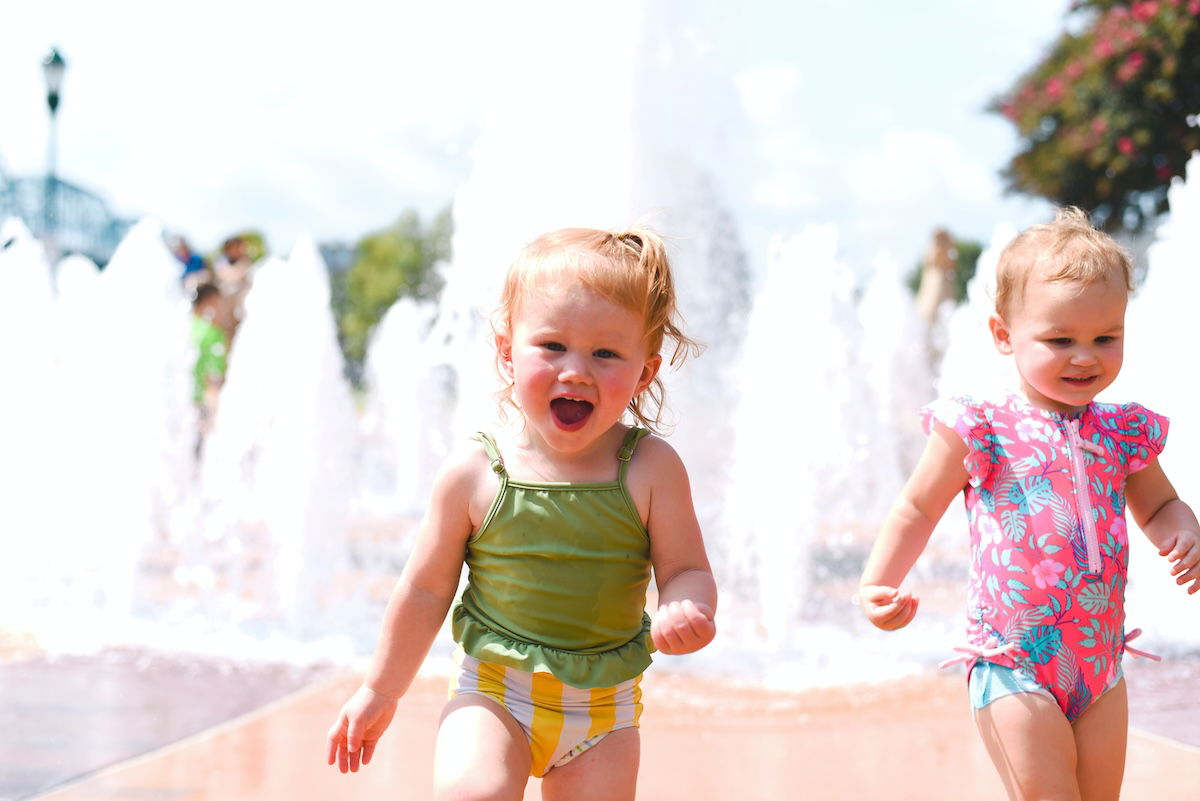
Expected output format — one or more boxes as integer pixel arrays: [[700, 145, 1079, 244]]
[[920, 395, 995, 488], [1120, 402, 1169, 473]]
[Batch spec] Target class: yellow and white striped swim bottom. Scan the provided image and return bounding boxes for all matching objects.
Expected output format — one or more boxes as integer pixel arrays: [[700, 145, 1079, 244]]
[[448, 646, 643, 777]]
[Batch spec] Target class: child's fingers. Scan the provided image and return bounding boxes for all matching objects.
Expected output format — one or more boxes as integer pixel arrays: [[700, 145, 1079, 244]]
[[682, 599, 715, 622], [1174, 559, 1200, 591], [1170, 538, 1198, 571], [652, 601, 716, 653], [870, 594, 917, 630], [1158, 534, 1179, 558], [858, 585, 900, 607], [326, 714, 348, 769], [345, 718, 365, 773], [652, 602, 689, 652], [678, 600, 717, 644], [678, 598, 715, 628]]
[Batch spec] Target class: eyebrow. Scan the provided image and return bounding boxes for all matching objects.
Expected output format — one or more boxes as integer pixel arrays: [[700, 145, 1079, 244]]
[[1042, 323, 1124, 334]]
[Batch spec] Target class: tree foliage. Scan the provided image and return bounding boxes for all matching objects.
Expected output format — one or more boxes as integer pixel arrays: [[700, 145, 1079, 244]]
[[993, 0, 1200, 230], [333, 208, 452, 382]]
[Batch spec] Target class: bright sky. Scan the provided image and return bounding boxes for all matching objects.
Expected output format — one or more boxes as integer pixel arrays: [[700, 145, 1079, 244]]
[[2, 0, 1070, 271]]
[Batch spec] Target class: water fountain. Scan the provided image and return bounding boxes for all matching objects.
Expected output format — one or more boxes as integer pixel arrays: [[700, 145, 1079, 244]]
[[1, 218, 195, 648], [3, 5, 1197, 684]]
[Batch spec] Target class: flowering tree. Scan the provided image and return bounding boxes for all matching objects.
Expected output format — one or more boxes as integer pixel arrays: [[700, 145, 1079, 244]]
[[994, 0, 1200, 230]]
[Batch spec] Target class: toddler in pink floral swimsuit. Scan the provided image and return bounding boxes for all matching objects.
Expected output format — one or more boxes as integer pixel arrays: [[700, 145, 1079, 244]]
[[860, 208, 1200, 800]]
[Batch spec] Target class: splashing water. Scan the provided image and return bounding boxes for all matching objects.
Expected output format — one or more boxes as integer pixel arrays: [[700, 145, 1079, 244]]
[[3, 12, 1199, 685]]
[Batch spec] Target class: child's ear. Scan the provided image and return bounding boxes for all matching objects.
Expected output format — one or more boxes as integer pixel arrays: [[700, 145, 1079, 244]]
[[636, 354, 663, 395], [989, 314, 1014, 355], [495, 332, 514, 378]]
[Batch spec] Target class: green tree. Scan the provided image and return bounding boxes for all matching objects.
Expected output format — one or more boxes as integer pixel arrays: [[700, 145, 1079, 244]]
[[993, 1, 1200, 231], [334, 207, 452, 382]]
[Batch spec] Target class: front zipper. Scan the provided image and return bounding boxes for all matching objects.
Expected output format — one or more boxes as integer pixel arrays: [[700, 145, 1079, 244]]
[[1064, 418, 1102, 574]]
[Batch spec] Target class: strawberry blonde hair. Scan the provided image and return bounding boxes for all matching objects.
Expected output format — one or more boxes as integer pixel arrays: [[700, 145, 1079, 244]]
[[994, 206, 1133, 318], [493, 226, 700, 431]]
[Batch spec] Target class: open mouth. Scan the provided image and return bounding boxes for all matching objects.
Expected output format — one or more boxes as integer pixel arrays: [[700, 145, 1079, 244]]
[[1062, 376, 1097, 386], [550, 398, 594, 430]]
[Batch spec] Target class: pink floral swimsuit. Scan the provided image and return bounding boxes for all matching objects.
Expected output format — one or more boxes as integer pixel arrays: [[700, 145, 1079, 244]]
[[923, 392, 1167, 721]]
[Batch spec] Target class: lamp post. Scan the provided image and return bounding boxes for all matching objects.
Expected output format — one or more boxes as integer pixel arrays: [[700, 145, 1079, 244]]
[[42, 47, 66, 243]]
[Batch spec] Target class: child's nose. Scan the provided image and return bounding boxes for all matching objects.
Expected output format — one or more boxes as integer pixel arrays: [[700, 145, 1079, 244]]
[[557, 353, 592, 383]]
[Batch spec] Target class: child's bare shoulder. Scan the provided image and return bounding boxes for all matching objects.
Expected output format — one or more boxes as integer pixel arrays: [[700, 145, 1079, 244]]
[[631, 430, 681, 465], [431, 438, 502, 527], [626, 430, 690, 492]]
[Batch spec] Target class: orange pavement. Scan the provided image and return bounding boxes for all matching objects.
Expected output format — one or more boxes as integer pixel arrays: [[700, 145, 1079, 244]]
[[34, 670, 1200, 801]]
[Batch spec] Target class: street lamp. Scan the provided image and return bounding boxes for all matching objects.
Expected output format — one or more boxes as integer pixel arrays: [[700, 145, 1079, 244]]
[[42, 47, 66, 242]]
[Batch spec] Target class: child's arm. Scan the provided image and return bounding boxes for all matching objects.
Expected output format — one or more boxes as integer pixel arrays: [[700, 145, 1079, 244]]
[[1126, 460, 1200, 594], [634, 436, 717, 655], [859, 423, 969, 630], [325, 447, 483, 773]]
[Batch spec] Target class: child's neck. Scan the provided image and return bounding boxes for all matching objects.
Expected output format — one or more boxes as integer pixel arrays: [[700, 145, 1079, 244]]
[[503, 421, 629, 483], [1014, 385, 1090, 418]]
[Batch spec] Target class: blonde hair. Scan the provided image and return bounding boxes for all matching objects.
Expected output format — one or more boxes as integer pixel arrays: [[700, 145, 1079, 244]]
[[994, 206, 1133, 317], [493, 226, 700, 431]]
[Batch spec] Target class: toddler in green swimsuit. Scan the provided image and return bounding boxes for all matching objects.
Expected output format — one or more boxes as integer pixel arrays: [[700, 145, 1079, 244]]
[[326, 226, 718, 800]]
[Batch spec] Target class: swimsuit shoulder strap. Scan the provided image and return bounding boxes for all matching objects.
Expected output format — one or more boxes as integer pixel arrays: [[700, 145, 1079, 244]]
[[471, 432, 507, 479], [616, 427, 651, 484]]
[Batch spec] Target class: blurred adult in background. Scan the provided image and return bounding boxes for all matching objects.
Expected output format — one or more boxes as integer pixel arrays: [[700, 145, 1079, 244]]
[[190, 282, 228, 447], [915, 227, 957, 324], [169, 234, 212, 292], [915, 226, 958, 367], [212, 235, 255, 344]]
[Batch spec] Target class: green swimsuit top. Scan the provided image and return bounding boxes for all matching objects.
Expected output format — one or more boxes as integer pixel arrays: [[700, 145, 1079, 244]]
[[450, 427, 655, 689]]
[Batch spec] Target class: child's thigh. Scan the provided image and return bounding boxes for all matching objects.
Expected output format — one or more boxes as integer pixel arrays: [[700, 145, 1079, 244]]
[[540, 726, 640, 801], [1073, 678, 1128, 801], [975, 691, 1081, 801], [434, 693, 531, 801]]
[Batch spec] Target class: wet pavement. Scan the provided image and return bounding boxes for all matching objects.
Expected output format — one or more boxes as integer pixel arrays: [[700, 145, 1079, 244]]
[[1125, 655, 1200, 748], [0, 649, 336, 801], [4, 647, 1197, 801]]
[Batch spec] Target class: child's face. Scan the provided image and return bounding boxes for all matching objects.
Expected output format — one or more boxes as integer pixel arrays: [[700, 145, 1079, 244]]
[[989, 274, 1127, 416], [499, 281, 661, 456]]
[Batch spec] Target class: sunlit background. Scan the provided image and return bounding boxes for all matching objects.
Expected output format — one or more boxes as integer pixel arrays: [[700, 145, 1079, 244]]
[[3, 0, 1198, 712]]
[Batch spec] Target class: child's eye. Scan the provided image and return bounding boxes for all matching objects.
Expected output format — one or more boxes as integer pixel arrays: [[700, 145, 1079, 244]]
[[594, 348, 618, 359], [1047, 338, 1073, 346], [544, 342, 566, 352], [1095, 335, 1117, 345]]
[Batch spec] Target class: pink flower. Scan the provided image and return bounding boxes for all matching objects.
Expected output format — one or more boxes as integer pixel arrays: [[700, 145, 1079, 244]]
[[1190, 0, 1199, 14], [1092, 117, 1108, 135], [975, 514, 1004, 547], [1118, 136, 1135, 155], [1132, 1, 1159, 21], [1046, 77, 1065, 101], [1095, 38, 1115, 59], [1065, 61, 1086, 80], [1111, 517, 1128, 547], [1015, 417, 1053, 443], [1117, 51, 1146, 82], [1032, 559, 1068, 589]]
